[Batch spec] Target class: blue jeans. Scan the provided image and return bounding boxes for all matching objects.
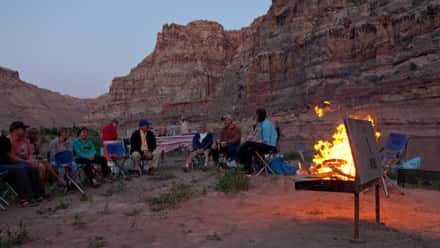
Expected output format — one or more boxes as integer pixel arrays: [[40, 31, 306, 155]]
[[0, 162, 44, 201], [212, 143, 240, 162]]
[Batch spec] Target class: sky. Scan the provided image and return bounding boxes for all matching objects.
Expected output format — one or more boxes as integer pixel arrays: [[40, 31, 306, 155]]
[[0, 0, 271, 98]]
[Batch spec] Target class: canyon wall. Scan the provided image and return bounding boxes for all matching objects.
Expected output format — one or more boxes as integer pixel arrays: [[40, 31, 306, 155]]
[[0, 66, 95, 130], [86, 0, 439, 144]]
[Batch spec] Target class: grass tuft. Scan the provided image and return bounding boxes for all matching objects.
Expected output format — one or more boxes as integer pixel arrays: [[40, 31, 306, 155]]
[[217, 168, 249, 194], [100, 181, 126, 197], [146, 184, 193, 211], [0, 221, 31, 248], [87, 236, 106, 248]]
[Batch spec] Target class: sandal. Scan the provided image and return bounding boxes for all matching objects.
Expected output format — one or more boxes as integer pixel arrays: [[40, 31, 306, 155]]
[[19, 200, 38, 208]]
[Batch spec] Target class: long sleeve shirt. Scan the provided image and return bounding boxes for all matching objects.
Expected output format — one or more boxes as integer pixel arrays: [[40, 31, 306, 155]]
[[72, 138, 96, 159], [258, 119, 278, 147]]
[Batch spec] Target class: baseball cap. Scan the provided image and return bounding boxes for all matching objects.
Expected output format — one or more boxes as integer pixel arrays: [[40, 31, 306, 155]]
[[9, 121, 30, 132], [139, 119, 152, 127], [221, 114, 233, 121]]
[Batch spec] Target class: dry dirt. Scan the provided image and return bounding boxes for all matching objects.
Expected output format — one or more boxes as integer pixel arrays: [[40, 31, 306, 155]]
[[1, 157, 439, 248]]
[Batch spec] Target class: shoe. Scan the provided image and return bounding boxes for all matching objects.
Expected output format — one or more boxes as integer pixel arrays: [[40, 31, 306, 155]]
[[19, 200, 38, 208], [91, 179, 101, 188], [182, 166, 189, 173]]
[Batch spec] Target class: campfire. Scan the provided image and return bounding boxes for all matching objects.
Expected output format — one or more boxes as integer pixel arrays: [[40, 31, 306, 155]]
[[309, 114, 381, 181], [295, 118, 384, 241]]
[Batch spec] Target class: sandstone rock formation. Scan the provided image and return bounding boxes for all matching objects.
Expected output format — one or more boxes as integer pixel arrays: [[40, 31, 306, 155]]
[[0, 66, 95, 130], [2, 0, 439, 168], [86, 0, 439, 145]]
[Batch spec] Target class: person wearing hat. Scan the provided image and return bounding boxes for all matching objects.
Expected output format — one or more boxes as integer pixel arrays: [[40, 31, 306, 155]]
[[7, 121, 46, 202], [73, 127, 111, 187], [211, 114, 241, 166], [102, 118, 119, 142], [130, 119, 159, 174]]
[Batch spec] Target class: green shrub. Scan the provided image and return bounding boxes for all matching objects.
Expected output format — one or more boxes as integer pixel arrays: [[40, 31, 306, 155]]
[[146, 184, 193, 211], [0, 222, 31, 248], [217, 168, 250, 194]]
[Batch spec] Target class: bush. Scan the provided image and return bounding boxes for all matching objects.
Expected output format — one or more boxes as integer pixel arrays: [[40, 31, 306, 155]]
[[217, 168, 250, 194], [0, 222, 31, 248], [146, 184, 193, 211]]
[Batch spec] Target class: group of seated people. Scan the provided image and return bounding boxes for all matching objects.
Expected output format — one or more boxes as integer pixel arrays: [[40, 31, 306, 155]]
[[0, 108, 278, 207], [183, 108, 279, 175]]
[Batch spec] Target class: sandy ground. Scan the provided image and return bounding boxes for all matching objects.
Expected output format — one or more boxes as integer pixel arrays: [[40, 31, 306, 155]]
[[1, 158, 440, 248]]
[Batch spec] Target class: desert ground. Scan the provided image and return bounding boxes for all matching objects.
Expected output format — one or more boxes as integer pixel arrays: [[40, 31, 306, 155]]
[[1, 154, 439, 248]]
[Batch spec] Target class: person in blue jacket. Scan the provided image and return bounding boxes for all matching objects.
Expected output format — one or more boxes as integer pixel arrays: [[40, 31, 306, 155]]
[[239, 108, 278, 174], [183, 123, 213, 172]]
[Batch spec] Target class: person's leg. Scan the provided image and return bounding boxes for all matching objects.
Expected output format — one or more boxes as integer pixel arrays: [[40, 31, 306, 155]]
[[203, 150, 210, 167], [211, 145, 220, 163], [26, 166, 45, 199], [238, 142, 257, 174], [131, 151, 142, 173], [150, 150, 161, 169], [185, 151, 197, 168], [225, 144, 240, 161], [93, 155, 111, 177], [75, 158, 95, 184], [1, 164, 34, 202], [41, 160, 65, 185]]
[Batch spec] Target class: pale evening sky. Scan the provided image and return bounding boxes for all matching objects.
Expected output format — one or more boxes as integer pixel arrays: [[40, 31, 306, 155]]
[[0, 0, 271, 98]]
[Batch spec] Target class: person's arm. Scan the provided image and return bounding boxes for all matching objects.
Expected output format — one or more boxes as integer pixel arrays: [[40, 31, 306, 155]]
[[88, 140, 97, 156], [72, 140, 89, 159], [149, 132, 157, 151], [202, 133, 213, 150], [192, 135, 199, 150], [48, 140, 56, 163], [228, 128, 241, 144]]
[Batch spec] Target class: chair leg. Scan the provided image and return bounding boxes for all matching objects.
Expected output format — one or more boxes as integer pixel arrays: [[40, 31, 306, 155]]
[[0, 196, 9, 206], [66, 174, 85, 195], [255, 152, 274, 176], [384, 176, 405, 196], [5, 182, 18, 197], [381, 176, 389, 197]]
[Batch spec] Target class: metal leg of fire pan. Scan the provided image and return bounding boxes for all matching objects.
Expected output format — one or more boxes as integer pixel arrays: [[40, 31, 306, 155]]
[[354, 192, 360, 241], [375, 183, 381, 224]]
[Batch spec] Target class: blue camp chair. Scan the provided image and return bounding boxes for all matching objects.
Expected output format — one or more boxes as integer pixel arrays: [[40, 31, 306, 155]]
[[380, 133, 409, 197], [53, 150, 85, 194], [103, 140, 129, 177], [0, 169, 18, 210]]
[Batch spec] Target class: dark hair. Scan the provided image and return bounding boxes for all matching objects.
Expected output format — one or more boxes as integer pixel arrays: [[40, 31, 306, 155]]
[[27, 128, 40, 144], [58, 128, 69, 137], [256, 108, 267, 123], [77, 127, 88, 137]]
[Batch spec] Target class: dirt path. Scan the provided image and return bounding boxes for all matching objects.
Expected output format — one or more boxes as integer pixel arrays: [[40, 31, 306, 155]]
[[1, 167, 439, 248]]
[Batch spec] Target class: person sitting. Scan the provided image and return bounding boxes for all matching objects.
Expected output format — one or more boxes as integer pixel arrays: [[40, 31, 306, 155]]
[[130, 119, 160, 174], [102, 118, 119, 142], [183, 123, 213, 172], [179, 117, 189, 135], [6, 121, 46, 202], [239, 108, 278, 175], [211, 114, 241, 167], [1, 133, 41, 207], [49, 128, 79, 187], [72, 127, 111, 187], [27, 128, 65, 186]]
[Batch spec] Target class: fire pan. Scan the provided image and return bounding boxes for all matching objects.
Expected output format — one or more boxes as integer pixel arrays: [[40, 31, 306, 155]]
[[295, 118, 383, 241]]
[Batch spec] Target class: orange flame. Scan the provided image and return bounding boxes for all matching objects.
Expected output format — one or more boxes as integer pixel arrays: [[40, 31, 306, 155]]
[[314, 101, 331, 118], [314, 105, 324, 118], [310, 115, 381, 181]]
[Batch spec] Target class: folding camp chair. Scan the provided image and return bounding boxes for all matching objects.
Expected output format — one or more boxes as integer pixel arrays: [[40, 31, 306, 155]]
[[103, 140, 129, 177], [380, 133, 409, 197], [253, 146, 279, 176], [0, 169, 18, 210], [54, 151, 85, 194]]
